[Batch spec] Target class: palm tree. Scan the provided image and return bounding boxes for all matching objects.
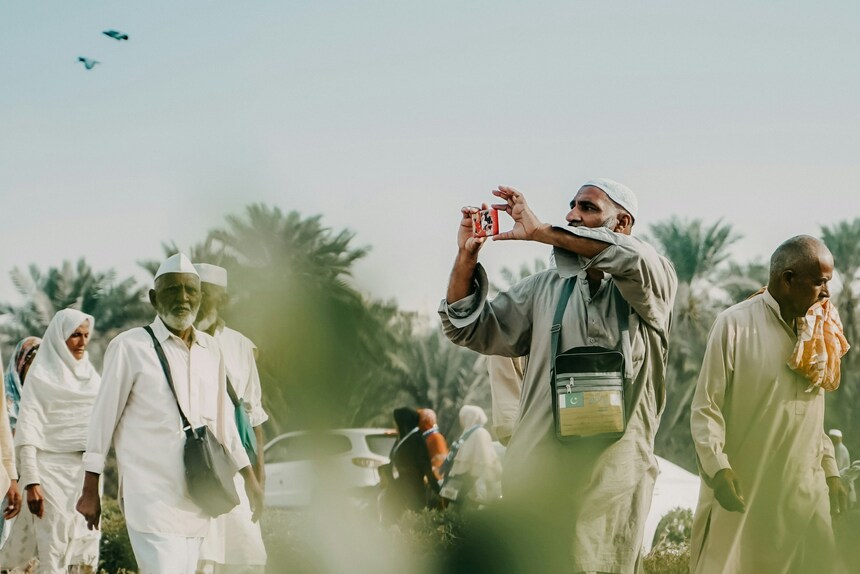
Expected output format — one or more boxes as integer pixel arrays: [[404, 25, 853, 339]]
[[138, 237, 238, 277], [192, 204, 412, 433], [820, 219, 860, 456], [0, 259, 151, 367], [718, 260, 769, 304], [397, 327, 491, 437], [821, 219, 860, 348], [489, 256, 552, 295], [647, 218, 741, 471]]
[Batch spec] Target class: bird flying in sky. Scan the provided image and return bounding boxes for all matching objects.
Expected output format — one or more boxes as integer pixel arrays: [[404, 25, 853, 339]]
[[103, 29, 129, 41], [78, 57, 100, 70]]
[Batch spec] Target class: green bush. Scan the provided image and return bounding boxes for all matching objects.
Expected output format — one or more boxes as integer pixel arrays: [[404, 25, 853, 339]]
[[96, 502, 694, 574], [98, 497, 138, 574], [651, 506, 693, 547], [644, 542, 690, 574]]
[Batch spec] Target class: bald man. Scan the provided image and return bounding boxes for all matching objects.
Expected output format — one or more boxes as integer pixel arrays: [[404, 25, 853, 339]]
[[690, 235, 849, 574], [440, 181, 677, 573]]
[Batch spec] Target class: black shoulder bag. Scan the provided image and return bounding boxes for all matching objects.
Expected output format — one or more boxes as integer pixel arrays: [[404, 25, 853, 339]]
[[143, 326, 240, 517], [549, 277, 632, 442]]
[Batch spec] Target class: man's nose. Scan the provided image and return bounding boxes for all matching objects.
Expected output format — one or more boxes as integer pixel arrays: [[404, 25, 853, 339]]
[[565, 209, 578, 224]]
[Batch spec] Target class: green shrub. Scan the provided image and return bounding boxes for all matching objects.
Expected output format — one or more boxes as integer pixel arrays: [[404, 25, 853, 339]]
[[644, 542, 690, 574], [644, 506, 692, 574], [98, 497, 137, 574], [652, 506, 693, 547], [260, 508, 341, 574]]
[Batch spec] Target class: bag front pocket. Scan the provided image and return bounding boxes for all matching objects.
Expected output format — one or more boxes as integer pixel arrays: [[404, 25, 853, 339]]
[[553, 349, 626, 441]]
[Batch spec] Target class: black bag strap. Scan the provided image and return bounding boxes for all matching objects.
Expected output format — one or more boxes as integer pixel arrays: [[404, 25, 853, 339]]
[[549, 277, 631, 378], [550, 277, 578, 367], [143, 326, 194, 437]]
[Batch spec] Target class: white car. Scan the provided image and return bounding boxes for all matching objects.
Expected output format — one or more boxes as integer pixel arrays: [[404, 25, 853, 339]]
[[263, 428, 398, 508]]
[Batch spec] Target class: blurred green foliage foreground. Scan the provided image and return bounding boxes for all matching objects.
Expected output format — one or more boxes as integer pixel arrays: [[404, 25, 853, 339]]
[[97, 501, 860, 574], [97, 497, 693, 574]]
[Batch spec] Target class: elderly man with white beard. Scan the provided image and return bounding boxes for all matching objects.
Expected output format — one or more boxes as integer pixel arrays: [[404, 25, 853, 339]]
[[76, 254, 263, 574], [439, 180, 677, 573]]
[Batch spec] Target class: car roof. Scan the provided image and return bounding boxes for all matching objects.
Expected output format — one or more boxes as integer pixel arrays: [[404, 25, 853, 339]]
[[264, 428, 397, 448]]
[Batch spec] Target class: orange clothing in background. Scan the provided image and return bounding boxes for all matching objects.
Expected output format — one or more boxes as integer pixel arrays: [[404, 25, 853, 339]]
[[418, 409, 449, 479]]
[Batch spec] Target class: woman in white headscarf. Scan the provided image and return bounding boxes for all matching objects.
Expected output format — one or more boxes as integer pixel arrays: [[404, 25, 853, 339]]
[[14, 309, 101, 574], [440, 405, 502, 509]]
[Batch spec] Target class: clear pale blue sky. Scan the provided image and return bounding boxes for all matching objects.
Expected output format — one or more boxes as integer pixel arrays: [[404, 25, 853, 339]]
[[2, 1, 858, 318]]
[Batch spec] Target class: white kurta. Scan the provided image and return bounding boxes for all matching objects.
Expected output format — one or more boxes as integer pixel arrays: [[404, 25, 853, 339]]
[[440, 227, 677, 574], [199, 326, 267, 568], [83, 317, 250, 539], [690, 290, 841, 574]]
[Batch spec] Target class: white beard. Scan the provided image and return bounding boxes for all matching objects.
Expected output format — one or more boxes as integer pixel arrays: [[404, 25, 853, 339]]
[[161, 311, 196, 331]]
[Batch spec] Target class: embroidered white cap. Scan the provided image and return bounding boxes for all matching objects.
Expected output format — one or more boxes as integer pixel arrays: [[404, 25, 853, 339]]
[[194, 263, 228, 288], [154, 253, 199, 283], [828, 429, 843, 438], [582, 178, 639, 221]]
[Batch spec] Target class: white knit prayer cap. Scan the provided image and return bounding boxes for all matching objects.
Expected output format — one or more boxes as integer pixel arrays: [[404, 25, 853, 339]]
[[194, 263, 228, 288], [829, 429, 843, 438], [582, 178, 639, 221], [153, 253, 199, 284]]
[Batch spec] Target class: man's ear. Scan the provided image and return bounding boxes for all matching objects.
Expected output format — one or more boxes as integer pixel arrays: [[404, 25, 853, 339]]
[[148, 289, 157, 308], [781, 269, 794, 287], [615, 212, 634, 235]]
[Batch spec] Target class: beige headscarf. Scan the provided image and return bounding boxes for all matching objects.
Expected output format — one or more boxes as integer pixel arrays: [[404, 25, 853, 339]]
[[14, 309, 101, 452], [450, 406, 502, 479]]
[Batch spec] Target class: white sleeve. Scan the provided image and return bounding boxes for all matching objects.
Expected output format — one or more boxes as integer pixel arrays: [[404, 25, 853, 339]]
[[83, 339, 134, 475]]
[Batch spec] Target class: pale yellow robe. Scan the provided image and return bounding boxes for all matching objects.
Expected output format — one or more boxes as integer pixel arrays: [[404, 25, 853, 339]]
[[440, 227, 677, 574], [690, 290, 842, 574]]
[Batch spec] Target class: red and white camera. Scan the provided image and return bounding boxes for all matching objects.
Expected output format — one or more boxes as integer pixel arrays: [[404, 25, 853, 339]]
[[470, 208, 499, 237]]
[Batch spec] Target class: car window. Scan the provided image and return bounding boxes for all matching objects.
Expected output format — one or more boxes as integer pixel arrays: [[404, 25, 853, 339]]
[[365, 434, 397, 457], [265, 433, 352, 464]]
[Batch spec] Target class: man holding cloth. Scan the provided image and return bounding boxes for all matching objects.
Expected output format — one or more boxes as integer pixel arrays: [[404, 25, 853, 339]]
[[76, 254, 263, 574], [690, 235, 850, 573], [439, 180, 677, 573], [194, 263, 268, 574]]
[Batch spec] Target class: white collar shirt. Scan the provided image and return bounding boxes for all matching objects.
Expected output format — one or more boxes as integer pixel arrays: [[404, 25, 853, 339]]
[[214, 326, 268, 427], [83, 317, 250, 537]]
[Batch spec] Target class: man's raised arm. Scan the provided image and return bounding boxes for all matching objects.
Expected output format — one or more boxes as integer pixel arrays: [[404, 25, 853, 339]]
[[446, 206, 488, 303]]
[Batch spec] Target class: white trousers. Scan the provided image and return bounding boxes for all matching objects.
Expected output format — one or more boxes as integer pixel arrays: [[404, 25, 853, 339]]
[[127, 528, 202, 574], [32, 451, 100, 574]]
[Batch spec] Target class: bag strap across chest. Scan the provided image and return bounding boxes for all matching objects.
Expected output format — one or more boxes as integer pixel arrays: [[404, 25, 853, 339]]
[[143, 325, 194, 437], [549, 276, 630, 365]]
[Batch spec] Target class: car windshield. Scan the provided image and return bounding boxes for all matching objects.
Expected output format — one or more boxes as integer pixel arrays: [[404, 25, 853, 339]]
[[266, 433, 352, 464], [365, 433, 397, 457]]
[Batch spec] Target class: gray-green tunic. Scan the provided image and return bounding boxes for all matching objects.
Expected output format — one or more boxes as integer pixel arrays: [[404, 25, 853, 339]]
[[439, 226, 677, 574]]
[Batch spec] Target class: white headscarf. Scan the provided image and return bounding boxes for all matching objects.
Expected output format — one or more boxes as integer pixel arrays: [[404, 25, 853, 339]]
[[14, 309, 101, 452], [450, 405, 502, 482]]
